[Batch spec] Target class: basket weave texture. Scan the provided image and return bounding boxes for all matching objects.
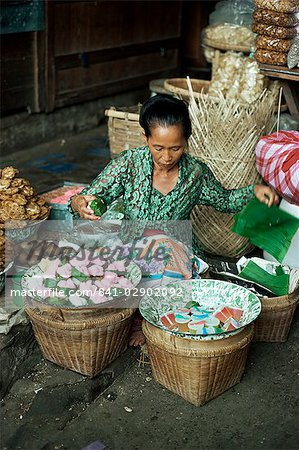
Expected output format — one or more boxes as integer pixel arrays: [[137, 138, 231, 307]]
[[164, 78, 210, 99], [254, 288, 299, 342], [202, 37, 252, 53], [187, 82, 279, 257], [26, 306, 135, 377], [143, 320, 254, 406], [105, 105, 144, 156]]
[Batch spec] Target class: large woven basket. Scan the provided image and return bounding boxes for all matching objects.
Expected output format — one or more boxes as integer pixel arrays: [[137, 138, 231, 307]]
[[25, 306, 135, 377], [254, 288, 299, 342], [188, 84, 279, 258], [105, 105, 144, 157], [143, 321, 254, 406]]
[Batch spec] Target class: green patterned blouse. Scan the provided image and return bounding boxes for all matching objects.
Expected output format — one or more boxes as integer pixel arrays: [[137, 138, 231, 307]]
[[74, 146, 255, 254]]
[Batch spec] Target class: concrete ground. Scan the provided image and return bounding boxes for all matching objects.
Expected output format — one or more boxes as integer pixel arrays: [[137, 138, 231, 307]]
[[0, 311, 298, 450], [1, 126, 299, 450]]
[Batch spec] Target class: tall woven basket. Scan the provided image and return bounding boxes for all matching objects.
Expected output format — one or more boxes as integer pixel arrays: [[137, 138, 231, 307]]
[[105, 105, 144, 157], [254, 288, 299, 342], [187, 82, 279, 257], [25, 305, 135, 377], [143, 321, 254, 406]]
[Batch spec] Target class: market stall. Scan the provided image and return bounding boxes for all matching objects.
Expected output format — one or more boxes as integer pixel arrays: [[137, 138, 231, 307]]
[[1, 0, 298, 410]]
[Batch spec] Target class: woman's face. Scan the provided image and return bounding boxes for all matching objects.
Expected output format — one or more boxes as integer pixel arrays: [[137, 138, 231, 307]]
[[146, 124, 186, 170]]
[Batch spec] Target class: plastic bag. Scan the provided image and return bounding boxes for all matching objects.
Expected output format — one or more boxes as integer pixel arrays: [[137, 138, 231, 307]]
[[288, 38, 299, 69], [238, 257, 290, 296], [209, 0, 255, 26], [203, 23, 255, 49], [277, 113, 299, 131], [255, 130, 299, 204], [254, 0, 299, 14], [232, 198, 299, 263]]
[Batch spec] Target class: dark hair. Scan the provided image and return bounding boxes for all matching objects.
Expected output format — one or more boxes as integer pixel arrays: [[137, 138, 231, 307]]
[[139, 94, 192, 140]]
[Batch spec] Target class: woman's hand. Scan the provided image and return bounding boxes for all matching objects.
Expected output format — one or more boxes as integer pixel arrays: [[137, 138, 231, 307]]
[[254, 184, 280, 207], [70, 194, 100, 220]]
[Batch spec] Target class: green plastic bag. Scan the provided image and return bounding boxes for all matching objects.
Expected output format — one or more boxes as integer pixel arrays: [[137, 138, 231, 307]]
[[232, 199, 299, 263], [239, 260, 289, 296]]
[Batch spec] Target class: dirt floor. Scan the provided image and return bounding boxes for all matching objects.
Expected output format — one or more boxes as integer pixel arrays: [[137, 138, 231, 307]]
[[1, 126, 299, 450], [1, 309, 298, 450]]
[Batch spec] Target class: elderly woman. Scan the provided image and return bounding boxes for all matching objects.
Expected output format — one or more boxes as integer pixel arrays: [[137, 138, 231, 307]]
[[70, 95, 279, 345]]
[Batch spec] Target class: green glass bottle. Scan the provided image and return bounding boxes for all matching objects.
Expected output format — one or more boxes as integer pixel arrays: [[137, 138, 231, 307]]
[[90, 197, 107, 216]]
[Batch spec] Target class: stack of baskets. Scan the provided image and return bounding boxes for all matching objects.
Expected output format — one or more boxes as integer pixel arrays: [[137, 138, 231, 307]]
[[25, 301, 135, 377], [105, 105, 144, 157]]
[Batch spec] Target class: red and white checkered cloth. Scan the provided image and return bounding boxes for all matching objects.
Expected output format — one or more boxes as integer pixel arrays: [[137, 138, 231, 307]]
[[255, 130, 299, 205]]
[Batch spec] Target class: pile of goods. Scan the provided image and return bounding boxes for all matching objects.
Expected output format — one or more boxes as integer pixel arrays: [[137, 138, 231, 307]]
[[208, 52, 265, 104], [203, 24, 255, 51], [0, 167, 50, 228], [140, 279, 261, 339], [252, 0, 299, 67], [22, 248, 141, 307], [160, 302, 244, 335], [40, 185, 85, 205]]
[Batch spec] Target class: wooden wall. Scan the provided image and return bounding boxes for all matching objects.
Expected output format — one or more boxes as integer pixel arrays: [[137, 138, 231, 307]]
[[46, 0, 182, 111], [1, 32, 36, 115], [1, 0, 215, 116], [182, 1, 217, 69]]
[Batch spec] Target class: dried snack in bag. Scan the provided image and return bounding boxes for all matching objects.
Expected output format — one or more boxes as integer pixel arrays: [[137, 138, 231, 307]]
[[255, 36, 294, 53], [253, 9, 299, 27], [254, 0, 299, 13], [255, 49, 288, 65], [252, 23, 298, 39], [203, 23, 255, 49]]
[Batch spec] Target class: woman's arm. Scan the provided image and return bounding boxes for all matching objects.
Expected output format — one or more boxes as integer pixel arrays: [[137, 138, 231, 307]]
[[68, 150, 130, 219], [196, 163, 279, 213]]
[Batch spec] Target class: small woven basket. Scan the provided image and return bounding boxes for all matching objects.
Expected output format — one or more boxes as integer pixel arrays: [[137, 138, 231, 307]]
[[254, 288, 299, 342], [143, 321, 254, 406], [164, 78, 210, 100], [105, 105, 144, 156], [25, 305, 135, 377], [202, 37, 252, 53]]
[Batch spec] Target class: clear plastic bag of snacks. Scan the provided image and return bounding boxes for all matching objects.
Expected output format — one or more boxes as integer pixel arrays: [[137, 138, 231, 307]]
[[203, 23, 255, 50]]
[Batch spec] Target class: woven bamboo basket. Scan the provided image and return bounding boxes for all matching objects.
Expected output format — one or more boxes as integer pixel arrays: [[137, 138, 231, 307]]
[[105, 105, 144, 156], [143, 321, 254, 406], [164, 78, 210, 100], [25, 306, 135, 377], [187, 82, 279, 258], [202, 37, 252, 54], [164, 75, 285, 111], [254, 288, 299, 342]]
